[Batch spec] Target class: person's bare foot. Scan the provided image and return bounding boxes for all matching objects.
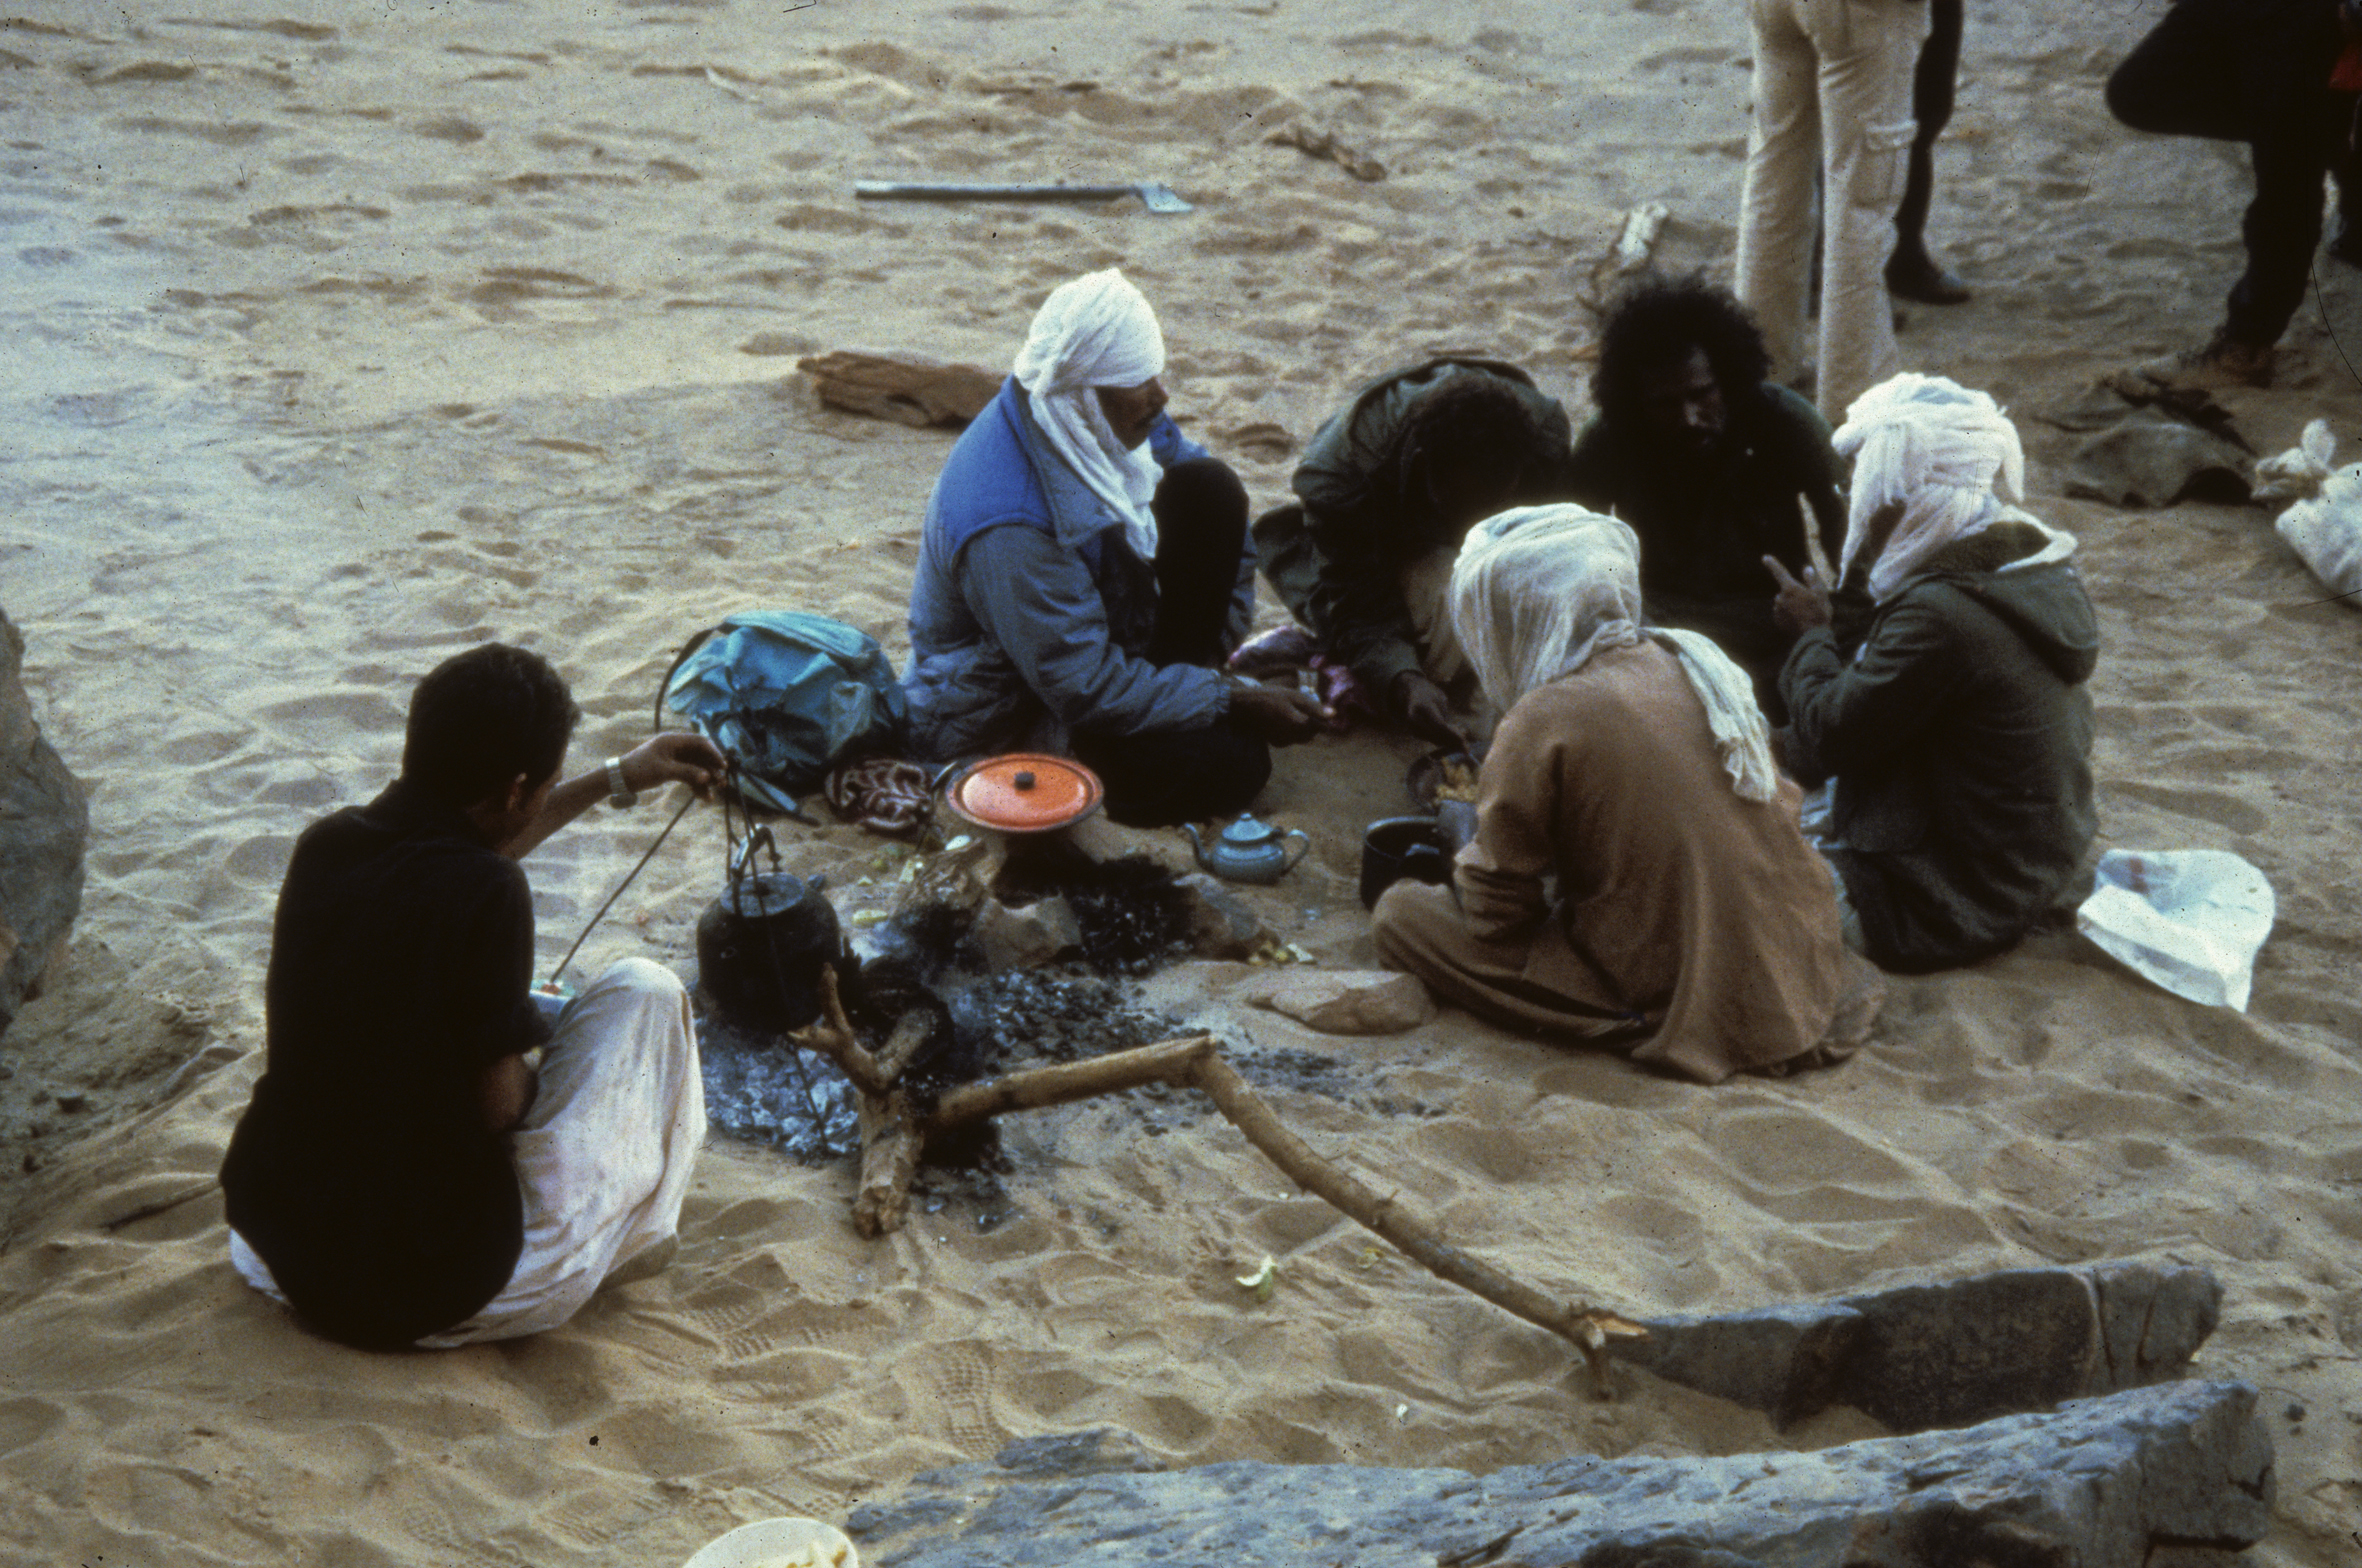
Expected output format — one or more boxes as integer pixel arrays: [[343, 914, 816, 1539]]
[[2112, 333, 2274, 395]]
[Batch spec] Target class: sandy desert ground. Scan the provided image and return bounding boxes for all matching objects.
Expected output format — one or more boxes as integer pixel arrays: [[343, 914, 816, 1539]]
[[5, 0, 2362, 1562]]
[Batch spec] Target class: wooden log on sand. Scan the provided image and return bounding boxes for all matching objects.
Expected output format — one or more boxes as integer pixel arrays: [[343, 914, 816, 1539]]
[[1188, 1054, 1646, 1392], [851, 1011, 934, 1238], [854, 1089, 923, 1239], [921, 1032, 1646, 1393], [796, 349, 1000, 429], [924, 1034, 1217, 1126]]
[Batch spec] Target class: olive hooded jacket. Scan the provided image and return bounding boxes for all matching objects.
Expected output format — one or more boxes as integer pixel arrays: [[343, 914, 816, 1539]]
[[1780, 519, 2100, 972], [1252, 358, 1572, 695]]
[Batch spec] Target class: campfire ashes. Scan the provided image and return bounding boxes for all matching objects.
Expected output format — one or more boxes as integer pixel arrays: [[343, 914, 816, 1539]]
[[696, 855, 1200, 1185]]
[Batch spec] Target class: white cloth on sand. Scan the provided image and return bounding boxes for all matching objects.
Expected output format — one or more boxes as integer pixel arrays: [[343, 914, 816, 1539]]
[[1449, 504, 1778, 802], [1011, 267, 1168, 557], [231, 957, 705, 1346]]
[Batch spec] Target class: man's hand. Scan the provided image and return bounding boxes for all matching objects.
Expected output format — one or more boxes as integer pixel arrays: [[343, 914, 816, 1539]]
[[621, 731, 728, 801], [506, 730, 731, 858], [1765, 556, 1834, 635], [1230, 682, 1328, 745], [480, 1052, 536, 1131], [1390, 670, 1471, 752]]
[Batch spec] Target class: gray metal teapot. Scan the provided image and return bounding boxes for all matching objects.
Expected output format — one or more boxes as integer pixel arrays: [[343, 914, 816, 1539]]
[[1183, 813, 1311, 885]]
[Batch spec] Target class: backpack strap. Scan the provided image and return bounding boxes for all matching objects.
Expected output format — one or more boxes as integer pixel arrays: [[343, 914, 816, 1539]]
[[653, 624, 721, 733]]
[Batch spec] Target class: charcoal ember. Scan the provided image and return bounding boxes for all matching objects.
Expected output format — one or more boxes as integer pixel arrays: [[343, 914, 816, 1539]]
[[695, 1013, 861, 1163], [940, 969, 1188, 1073], [992, 854, 1192, 977]]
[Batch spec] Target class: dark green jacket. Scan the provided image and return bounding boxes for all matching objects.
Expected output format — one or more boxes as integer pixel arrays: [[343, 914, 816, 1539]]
[[1253, 358, 1572, 694], [1781, 520, 2100, 973]]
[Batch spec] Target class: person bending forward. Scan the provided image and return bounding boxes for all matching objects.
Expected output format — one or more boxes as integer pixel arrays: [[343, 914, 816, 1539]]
[[1771, 374, 2099, 972], [1252, 357, 1575, 750], [221, 644, 723, 1349], [902, 269, 1322, 826], [1374, 507, 1879, 1085]]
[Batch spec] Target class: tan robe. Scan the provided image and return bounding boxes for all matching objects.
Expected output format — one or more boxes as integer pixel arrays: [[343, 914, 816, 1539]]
[[1374, 641, 1869, 1083]]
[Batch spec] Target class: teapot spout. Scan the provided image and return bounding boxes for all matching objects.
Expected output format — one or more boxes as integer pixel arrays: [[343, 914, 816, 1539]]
[[1180, 821, 1207, 867]]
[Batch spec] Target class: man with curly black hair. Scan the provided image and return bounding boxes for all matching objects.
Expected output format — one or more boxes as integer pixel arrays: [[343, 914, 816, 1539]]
[[1568, 276, 1848, 717], [1253, 358, 1575, 748]]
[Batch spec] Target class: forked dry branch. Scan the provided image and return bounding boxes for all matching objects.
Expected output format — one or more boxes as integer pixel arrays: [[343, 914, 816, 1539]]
[[789, 965, 1647, 1390]]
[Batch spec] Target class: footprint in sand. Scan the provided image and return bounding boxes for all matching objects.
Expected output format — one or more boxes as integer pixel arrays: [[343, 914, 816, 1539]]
[[0, 1396, 64, 1460], [253, 774, 338, 809], [89, 62, 198, 85], [115, 116, 280, 147], [257, 689, 404, 731], [409, 114, 484, 144], [155, 728, 248, 767], [467, 266, 614, 306], [1638, 45, 1729, 69]]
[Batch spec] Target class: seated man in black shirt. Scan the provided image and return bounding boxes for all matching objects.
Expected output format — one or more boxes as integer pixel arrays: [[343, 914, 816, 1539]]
[[1567, 276, 1848, 719], [221, 644, 725, 1350]]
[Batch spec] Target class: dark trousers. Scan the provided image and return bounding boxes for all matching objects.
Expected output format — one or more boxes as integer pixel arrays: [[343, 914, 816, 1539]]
[[2107, 0, 2357, 347], [1894, 0, 1962, 255], [1073, 457, 1272, 827]]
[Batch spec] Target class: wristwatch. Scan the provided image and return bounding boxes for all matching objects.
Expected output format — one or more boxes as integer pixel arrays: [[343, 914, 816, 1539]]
[[604, 756, 638, 809]]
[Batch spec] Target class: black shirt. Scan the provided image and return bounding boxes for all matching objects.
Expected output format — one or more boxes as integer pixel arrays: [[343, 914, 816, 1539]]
[[221, 779, 545, 1348], [1567, 383, 1846, 602], [1566, 383, 1849, 709]]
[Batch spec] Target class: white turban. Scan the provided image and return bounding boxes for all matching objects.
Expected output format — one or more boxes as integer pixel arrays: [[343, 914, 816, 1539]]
[[1450, 505, 1778, 802], [1012, 268, 1167, 557], [1833, 372, 2028, 601]]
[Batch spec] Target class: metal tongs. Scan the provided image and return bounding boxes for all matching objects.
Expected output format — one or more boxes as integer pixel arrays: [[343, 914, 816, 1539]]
[[729, 823, 780, 885]]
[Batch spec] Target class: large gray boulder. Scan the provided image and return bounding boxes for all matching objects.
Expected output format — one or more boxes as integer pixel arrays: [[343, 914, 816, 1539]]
[[848, 1379, 2272, 1567], [1611, 1259, 2223, 1432], [1, 607, 88, 1037]]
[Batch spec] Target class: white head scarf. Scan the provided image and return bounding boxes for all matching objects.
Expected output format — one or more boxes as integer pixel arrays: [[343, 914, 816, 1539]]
[[1011, 268, 1167, 557], [1450, 504, 1778, 801], [1833, 372, 2031, 601]]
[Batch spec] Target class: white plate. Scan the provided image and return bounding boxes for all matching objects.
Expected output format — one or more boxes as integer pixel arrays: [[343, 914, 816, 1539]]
[[682, 1516, 858, 1568]]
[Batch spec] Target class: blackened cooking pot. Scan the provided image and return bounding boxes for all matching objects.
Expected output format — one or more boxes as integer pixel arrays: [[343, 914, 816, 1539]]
[[696, 871, 847, 1035]]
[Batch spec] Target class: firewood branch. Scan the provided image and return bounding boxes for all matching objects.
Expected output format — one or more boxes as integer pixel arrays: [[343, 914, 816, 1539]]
[[923, 1034, 1217, 1127], [914, 1032, 1646, 1392], [1188, 1054, 1645, 1393], [785, 965, 888, 1096], [854, 1089, 923, 1239]]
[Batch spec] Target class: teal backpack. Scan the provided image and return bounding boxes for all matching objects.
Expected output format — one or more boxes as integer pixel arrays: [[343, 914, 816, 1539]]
[[658, 611, 908, 818]]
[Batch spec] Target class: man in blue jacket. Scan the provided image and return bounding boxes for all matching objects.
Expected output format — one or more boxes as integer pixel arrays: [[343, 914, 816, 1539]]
[[903, 270, 1323, 825]]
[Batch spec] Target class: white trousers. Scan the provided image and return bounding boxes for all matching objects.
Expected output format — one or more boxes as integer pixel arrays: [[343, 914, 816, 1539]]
[[232, 957, 706, 1346], [1735, 0, 1925, 423]]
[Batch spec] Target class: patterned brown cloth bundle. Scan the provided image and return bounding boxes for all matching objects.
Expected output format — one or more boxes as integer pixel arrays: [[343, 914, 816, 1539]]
[[825, 758, 935, 837]]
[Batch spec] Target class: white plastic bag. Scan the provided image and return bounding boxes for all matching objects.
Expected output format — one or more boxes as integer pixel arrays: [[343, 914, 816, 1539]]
[[2253, 421, 2362, 600], [2076, 849, 2275, 1012], [2252, 417, 2337, 504], [2276, 470, 2362, 602]]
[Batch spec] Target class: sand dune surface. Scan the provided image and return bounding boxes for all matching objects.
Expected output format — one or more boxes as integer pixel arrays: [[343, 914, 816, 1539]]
[[5, 1, 2362, 1563]]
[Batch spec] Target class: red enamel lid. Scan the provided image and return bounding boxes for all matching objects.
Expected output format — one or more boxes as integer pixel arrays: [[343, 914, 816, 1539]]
[[943, 753, 1103, 833]]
